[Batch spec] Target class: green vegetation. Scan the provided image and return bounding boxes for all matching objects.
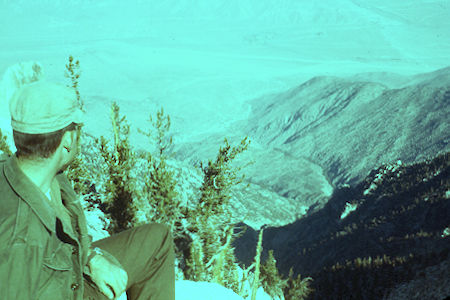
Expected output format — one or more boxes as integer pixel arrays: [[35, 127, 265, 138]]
[[65, 56, 91, 196], [251, 229, 264, 300], [64, 55, 84, 112], [0, 130, 12, 156], [259, 249, 313, 300], [64, 55, 315, 299], [284, 269, 314, 300], [136, 108, 182, 230], [183, 135, 251, 295], [97, 102, 138, 234], [260, 250, 288, 299], [195, 136, 250, 217]]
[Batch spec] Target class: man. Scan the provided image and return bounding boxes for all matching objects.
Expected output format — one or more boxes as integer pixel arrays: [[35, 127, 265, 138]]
[[0, 79, 175, 299]]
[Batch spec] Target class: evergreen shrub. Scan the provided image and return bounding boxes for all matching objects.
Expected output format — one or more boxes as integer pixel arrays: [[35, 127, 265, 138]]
[[63, 55, 313, 299]]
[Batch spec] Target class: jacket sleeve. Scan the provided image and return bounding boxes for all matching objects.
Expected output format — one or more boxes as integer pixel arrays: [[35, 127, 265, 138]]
[[0, 241, 43, 300], [54, 173, 125, 275]]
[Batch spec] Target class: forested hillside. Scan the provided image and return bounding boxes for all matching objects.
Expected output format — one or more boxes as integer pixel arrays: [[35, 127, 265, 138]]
[[235, 151, 450, 299]]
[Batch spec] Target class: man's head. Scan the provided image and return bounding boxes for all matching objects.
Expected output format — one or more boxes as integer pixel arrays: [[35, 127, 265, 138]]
[[13, 122, 82, 172], [9, 80, 85, 171]]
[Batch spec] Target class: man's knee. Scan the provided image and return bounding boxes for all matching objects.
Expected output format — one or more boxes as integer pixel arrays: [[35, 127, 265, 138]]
[[141, 223, 171, 237], [141, 223, 173, 251]]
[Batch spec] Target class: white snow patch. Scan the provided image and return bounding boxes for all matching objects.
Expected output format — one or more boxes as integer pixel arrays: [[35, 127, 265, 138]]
[[174, 280, 274, 300], [364, 160, 403, 195], [103, 269, 275, 300], [363, 182, 378, 195], [340, 202, 358, 220], [175, 281, 244, 300], [442, 227, 450, 238], [84, 208, 110, 242]]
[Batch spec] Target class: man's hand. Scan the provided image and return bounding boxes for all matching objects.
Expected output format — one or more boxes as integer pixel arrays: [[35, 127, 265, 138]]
[[88, 252, 128, 299]]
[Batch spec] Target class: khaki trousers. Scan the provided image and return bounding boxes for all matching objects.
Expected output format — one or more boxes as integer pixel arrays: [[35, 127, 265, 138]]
[[83, 223, 175, 300]]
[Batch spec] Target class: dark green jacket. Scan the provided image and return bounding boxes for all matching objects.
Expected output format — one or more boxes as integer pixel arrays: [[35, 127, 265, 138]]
[[0, 153, 118, 299]]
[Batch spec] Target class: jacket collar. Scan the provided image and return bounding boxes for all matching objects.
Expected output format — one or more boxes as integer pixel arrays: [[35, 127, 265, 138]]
[[3, 155, 57, 234]]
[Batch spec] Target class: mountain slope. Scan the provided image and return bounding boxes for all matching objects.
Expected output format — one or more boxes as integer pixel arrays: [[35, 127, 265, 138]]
[[172, 67, 450, 226], [243, 67, 450, 190], [234, 151, 450, 299]]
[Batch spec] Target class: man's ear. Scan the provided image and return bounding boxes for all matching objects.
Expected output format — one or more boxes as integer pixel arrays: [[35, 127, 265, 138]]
[[61, 130, 76, 152]]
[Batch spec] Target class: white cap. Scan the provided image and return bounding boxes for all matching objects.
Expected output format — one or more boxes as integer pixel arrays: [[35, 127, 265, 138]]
[[9, 80, 85, 134]]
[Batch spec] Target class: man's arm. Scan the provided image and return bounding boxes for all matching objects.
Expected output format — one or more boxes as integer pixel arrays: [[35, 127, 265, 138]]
[[83, 233, 128, 300], [83, 234, 126, 276], [0, 242, 43, 299], [84, 246, 128, 300]]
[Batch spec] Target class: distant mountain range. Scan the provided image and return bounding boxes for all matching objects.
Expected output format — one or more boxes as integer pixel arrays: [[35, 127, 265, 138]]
[[174, 66, 450, 228], [242, 66, 450, 186]]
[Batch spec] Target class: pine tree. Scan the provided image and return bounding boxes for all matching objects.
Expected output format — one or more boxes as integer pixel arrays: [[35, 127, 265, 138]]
[[251, 229, 264, 300], [64, 55, 92, 196], [98, 101, 137, 234], [137, 108, 182, 230], [184, 137, 251, 293], [64, 55, 84, 112], [260, 250, 288, 299], [196, 137, 250, 218], [284, 268, 314, 300]]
